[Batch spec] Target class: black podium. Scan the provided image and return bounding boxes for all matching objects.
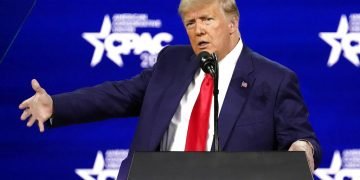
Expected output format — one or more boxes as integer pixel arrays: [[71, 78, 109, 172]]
[[128, 152, 313, 180]]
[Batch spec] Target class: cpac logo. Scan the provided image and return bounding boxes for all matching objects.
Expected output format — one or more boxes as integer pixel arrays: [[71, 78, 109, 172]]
[[82, 14, 173, 68], [319, 14, 360, 67], [75, 149, 128, 180], [314, 149, 360, 179]]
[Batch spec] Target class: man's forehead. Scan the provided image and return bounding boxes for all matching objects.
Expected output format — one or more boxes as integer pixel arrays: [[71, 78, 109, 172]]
[[183, 5, 220, 21], [184, 11, 210, 20]]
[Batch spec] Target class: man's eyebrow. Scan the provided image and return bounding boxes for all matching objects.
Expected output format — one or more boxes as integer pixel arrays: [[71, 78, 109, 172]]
[[184, 15, 211, 23], [184, 18, 195, 23], [199, 15, 210, 19]]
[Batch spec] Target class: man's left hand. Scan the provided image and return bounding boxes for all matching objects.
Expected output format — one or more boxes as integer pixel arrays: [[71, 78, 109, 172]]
[[288, 140, 315, 173]]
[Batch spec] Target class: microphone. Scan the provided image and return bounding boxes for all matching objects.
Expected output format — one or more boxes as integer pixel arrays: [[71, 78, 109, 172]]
[[197, 51, 217, 76], [197, 51, 221, 152]]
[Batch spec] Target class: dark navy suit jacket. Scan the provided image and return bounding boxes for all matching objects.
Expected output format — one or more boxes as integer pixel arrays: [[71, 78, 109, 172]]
[[51, 45, 321, 179]]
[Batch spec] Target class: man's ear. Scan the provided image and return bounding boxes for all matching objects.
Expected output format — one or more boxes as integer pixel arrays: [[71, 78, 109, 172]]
[[229, 16, 238, 34]]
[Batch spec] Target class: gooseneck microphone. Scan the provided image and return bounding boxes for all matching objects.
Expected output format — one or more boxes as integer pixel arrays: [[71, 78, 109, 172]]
[[197, 51, 221, 152]]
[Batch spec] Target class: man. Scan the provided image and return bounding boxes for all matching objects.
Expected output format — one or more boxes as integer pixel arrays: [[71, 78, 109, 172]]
[[19, 0, 321, 179]]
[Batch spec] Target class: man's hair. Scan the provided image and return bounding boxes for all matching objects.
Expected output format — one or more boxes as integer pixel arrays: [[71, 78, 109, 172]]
[[178, 0, 240, 19]]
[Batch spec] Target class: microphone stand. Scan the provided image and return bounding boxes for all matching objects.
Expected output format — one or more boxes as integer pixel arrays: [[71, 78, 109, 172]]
[[211, 53, 221, 152]]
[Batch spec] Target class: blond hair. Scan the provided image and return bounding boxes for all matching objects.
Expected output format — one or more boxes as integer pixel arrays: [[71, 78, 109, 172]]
[[178, 0, 239, 19]]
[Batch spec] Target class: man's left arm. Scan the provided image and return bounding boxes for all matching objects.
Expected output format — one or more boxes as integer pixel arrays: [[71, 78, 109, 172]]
[[274, 70, 321, 171]]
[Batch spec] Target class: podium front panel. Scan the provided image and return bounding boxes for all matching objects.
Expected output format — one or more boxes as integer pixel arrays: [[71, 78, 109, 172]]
[[128, 152, 312, 180]]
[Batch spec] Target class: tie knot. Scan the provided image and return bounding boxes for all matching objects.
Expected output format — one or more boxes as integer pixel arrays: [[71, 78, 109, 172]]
[[204, 73, 213, 80], [205, 73, 213, 79], [204, 74, 213, 86]]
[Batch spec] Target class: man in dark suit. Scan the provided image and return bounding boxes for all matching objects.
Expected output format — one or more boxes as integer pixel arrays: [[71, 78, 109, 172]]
[[19, 0, 321, 179]]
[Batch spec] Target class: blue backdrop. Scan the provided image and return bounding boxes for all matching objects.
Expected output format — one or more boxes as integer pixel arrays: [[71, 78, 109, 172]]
[[1, 0, 359, 179]]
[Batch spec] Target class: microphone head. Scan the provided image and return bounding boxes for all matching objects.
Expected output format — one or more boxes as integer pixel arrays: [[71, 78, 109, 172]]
[[197, 51, 216, 75], [197, 51, 212, 63]]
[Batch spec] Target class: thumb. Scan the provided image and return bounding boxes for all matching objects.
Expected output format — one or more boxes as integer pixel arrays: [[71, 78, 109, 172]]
[[31, 79, 45, 94]]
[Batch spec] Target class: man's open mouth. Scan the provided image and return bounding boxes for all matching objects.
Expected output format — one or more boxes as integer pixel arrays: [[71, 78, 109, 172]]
[[198, 41, 209, 48]]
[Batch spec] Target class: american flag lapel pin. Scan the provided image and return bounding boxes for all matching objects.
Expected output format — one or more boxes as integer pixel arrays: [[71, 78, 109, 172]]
[[241, 81, 248, 88]]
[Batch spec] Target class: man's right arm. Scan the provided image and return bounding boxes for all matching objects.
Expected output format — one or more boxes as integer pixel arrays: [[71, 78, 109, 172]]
[[50, 68, 153, 127], [19, 67, 153, 131]]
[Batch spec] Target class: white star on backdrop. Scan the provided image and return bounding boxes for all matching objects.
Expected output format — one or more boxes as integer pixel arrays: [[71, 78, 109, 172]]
[[314, 150, 360, 180], [75, 151, 118, 180], [319, 15, 360, 67], [314, 150, 342, 179], [82, 15, 124, 67]]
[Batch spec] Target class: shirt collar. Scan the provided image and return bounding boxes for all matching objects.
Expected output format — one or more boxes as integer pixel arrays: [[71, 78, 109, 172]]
[[218, 38, 243, 67]]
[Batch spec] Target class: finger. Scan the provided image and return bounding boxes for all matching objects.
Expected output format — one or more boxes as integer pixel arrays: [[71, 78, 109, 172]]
[[31, 79, 45, 94], [38, 121, 45, 133], [27, 116, 37, 127], [309, 160, 314, 173], [20, 109, 31, 121], [306, 154, 315, 173], [19, 98, 31, 109]]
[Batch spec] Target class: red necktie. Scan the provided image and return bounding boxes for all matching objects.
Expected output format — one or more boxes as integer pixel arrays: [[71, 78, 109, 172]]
[[185, 74, 214, 151]]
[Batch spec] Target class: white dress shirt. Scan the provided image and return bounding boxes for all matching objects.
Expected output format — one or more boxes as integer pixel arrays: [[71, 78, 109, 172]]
[[161, 39, 244, 151]]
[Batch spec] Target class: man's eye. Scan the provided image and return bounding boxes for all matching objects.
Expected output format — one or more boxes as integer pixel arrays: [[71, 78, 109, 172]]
[[186, 22, 195, 28], [204, 18, 213, 24]]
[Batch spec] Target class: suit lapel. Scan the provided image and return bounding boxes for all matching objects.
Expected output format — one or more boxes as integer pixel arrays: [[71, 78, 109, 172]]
[[149, 54, 200, 149], [218, 46, 255, 149]]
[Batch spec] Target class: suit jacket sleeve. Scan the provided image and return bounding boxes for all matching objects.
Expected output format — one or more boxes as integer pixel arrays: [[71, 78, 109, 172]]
[[49, 46, 171, 127], [49, 67, 151, 126], [274, 70, 321, 168]]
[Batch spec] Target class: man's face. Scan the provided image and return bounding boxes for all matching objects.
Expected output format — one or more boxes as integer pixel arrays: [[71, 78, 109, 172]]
[[183, 2, 234, 60]]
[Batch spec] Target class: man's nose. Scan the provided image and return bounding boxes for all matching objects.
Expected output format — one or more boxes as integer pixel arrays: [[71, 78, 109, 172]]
[[195, 22, 205, 36]]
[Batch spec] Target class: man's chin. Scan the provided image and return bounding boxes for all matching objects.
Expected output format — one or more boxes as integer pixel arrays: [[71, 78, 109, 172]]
[[196, 48, 214, 54]]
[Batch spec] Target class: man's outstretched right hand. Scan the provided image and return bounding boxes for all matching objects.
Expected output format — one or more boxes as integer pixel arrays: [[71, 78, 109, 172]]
[[19, 79, 53, 132]]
